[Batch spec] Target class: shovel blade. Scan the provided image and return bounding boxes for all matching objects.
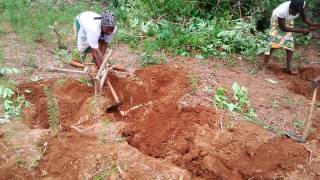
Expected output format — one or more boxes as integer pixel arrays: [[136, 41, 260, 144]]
[[285, 131, 305, 143], [106, 104, 120, 113]]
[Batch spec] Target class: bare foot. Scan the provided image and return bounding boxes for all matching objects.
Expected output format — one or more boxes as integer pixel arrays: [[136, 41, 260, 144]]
[[261, 65, 268, 75], [286, 67, 299, 75]]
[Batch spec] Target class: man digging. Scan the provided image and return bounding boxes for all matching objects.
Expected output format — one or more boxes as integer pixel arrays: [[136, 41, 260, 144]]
[[73, 11, 117, 76]]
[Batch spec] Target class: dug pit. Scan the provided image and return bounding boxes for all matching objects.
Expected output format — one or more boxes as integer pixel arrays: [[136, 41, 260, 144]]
[[17, 65, 311, 179], [269, 64, 320, 98]]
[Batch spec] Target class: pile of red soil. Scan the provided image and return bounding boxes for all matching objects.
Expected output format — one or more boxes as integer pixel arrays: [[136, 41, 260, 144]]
[[111, 65, 310, 179], [14, 65, 311, 179]]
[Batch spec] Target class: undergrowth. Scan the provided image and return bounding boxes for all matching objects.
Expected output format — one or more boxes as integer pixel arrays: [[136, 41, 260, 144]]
[[0, 67, 30, 124], [43, 86, 59, 137], [0, 0, 319, 66]]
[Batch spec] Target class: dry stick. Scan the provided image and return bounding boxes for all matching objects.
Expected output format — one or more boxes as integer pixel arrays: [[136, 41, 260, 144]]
[[95, 49, 113, 95], [301, 87, 318, 142], [107, 79, 120, 104], [100, 70, 108, 92], [46, 66, 86, 74], [95, 49, 113, 80], [219, 112, 224, 132]]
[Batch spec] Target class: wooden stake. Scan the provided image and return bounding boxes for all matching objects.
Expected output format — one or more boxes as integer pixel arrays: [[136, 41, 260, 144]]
[[301, 87, 318, 142]]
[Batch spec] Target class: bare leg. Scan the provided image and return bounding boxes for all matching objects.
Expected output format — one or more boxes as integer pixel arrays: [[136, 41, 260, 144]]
[[262, 48, 275, 73], [286, 49, 298, 75]]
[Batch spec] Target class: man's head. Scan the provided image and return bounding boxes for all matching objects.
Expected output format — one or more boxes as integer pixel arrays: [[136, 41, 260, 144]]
[[101, 12, 116, 35], [289, 0, 304, 15]]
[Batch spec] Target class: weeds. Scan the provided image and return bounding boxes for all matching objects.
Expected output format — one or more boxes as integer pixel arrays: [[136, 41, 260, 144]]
[[54, 48, 71, 67], [98, 119, 110, 144], [214, 82, 257, 119], [0, 67, 30, 122], [93, 164, 118, 180], [138, 52, 166, 67], [15, 145, 47, 171], [43, 86, 59, 137], [27, 146, 47, 171], [78, 77, 92, 86], [55, 76, 67, 86], [187, 74, 200, 94], [25, 54, 37, 67], [213, 83, 289, 135], [23, 67, 34, 78]]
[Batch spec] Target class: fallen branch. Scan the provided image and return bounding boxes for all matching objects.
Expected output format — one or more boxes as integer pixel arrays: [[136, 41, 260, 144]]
[[71, 125, 85, 134], [45, 66, 86, 74]]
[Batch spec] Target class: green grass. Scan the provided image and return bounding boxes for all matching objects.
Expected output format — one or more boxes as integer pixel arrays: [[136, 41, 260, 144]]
[[1, 0, 103, 43], [187, 74, 200, 94], [98, 119, 110, 144], [0, 48, 4, 63], [55, 76, 67, 86], [78, 77, 92, 86]]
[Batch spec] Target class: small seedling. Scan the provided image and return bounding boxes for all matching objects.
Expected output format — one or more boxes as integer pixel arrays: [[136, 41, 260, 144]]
[[23, 67, 34, 78], [26, 54, 37, 68], [214, 82, 257, 119], [138, 52, 166, 67], [16, 159, 27, 167], [293, 119, 305, 131], [98, 119, 111, 144], [54, 48, 72, 67], [55, 76, 67, 86], [27, 146, 47, 171], [187, 74, 199, 94], [78, 77, 93, 86]]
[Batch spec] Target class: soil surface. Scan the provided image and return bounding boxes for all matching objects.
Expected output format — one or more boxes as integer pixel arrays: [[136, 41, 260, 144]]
[[1, 23, 320, 179], [1, 64, 319, 179]]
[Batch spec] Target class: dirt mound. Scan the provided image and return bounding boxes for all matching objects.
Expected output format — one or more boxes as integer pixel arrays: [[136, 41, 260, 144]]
[[110, 65, 311, 179], [13, 65, 312, 179], [268, 64, 320, 98]]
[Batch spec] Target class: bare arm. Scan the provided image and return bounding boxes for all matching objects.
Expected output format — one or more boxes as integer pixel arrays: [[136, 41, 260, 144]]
[[301, 6, 320, 28], [278, 17, 309, 34], [91, 48, 104, 69]]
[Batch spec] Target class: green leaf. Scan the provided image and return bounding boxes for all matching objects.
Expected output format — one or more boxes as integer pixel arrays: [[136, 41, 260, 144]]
[[4, 100, 13, 110]]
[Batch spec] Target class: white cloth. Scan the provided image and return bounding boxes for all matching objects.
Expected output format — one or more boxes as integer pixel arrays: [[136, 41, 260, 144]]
[[76, 11, 116, 52], [271, 1, 303, 22]]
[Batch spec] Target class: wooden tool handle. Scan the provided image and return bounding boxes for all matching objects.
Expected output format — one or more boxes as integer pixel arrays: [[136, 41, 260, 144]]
[[70, 61, 85, 68], [96, 49, 112, 79], [107, 79, 120, 104], [301, 87, 318, 142]]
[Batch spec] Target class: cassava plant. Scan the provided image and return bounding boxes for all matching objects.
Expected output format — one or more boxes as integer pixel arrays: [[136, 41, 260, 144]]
[[43, 86, 59, 137]]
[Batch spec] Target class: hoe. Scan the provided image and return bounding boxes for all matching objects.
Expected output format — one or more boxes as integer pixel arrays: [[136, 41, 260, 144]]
[[286, 80, 319, 143]]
